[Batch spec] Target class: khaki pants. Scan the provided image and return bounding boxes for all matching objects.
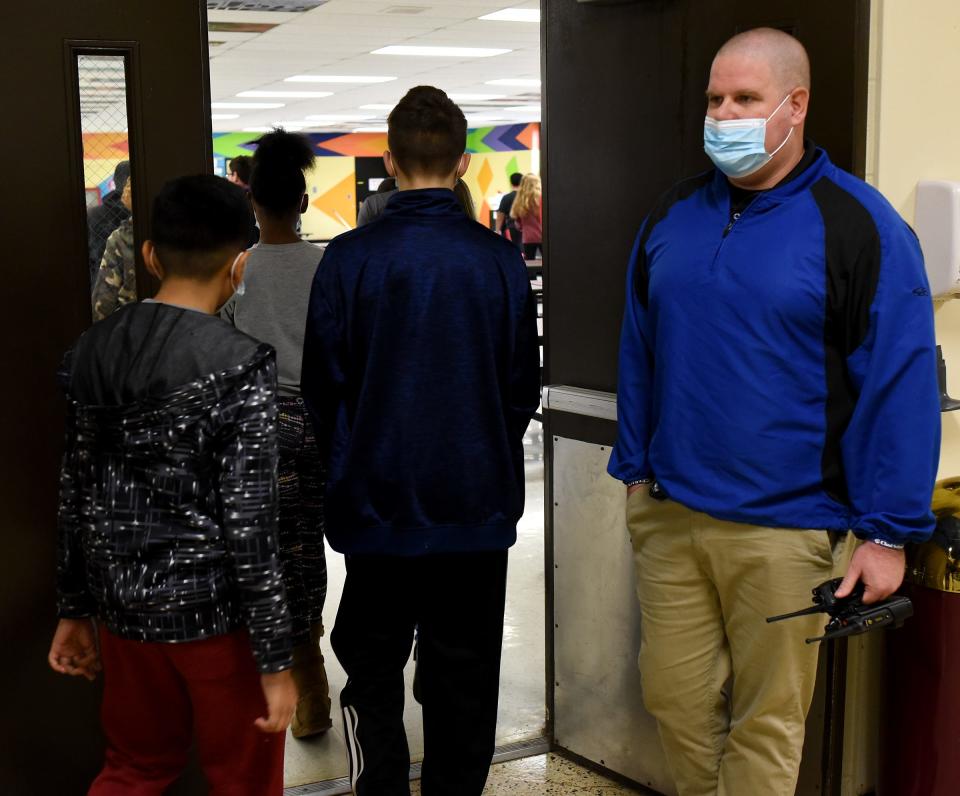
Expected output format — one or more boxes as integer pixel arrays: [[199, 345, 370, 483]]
[[626, 488, 855, 796]]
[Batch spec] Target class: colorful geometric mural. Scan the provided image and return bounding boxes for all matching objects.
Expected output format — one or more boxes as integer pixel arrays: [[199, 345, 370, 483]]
[[82, 133, 131, 197], [211, 124, 540, 159], [81, 126, 539, 240], [82, 132, 129, 159], [210, 124, 541, 239], [463, 151, 535, 234], [304, 159, 357, 237], [312, 133, 388, 158], [466, 124, 538, 154]]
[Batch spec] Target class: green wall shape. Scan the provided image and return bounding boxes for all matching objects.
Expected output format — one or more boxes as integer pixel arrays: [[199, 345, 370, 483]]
[[212, 132, 259, 159], [466, 127, 495, 154], [505, 155, 520, 178]]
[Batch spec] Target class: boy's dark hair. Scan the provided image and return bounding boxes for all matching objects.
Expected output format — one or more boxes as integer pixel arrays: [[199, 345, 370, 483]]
[[387, 86, 467, 178], [376, 176, 397, 194], [229, 155, 253, 185], [509, 172, 523, 188], [150, 175, 252, 279], [250, 128, 316, 217]]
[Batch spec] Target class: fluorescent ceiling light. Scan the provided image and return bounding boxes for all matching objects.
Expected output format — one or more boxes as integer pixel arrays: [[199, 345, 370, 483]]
[[353, 126, 388, 133], [243, 127, 276, 133], [212, 101, 285, 109], [486, 78, 541, 87], [359, 104, 395, 110], [285, 75, 397, 84], [503, 104, 541, 111], [211, 113, 240, 120], [237, 90, 334, 98], [372, 46, 511, 58], [304, 113, 377, 122], [448, 93, 505, 101], [479, 8, 541, 23]]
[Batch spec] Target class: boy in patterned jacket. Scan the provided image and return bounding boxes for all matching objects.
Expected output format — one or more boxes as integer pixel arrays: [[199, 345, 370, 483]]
[[48, 175, 296, 795]]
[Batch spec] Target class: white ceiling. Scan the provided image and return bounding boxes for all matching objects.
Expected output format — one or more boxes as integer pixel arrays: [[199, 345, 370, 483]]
[[207, 1, 542, 133]]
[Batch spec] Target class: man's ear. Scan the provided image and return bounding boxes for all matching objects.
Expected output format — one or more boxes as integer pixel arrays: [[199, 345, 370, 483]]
[[383, 150, 397, 178], [456, 153, 471, 179], [789, 87, 810, 125], [142, 241, 164, 280], [300, 193, 309, 214]]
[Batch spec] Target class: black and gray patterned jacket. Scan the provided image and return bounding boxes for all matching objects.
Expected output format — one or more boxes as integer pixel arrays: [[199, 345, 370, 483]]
[[56, 301, 293, 672]]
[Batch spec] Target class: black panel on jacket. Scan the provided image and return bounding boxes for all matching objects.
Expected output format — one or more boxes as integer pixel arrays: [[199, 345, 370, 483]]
[[633, 171, 716, 308], [811, 176, 882, 505]]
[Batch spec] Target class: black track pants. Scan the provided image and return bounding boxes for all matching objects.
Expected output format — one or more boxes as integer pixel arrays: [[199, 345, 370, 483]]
[[331, 550, 509, 796]]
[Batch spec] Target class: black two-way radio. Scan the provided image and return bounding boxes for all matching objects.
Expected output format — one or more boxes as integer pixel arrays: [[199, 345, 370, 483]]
[[766, 577, 913, 644]]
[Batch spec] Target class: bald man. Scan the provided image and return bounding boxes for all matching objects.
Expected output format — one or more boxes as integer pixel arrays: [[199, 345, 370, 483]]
[[609, 28, 939, 795]]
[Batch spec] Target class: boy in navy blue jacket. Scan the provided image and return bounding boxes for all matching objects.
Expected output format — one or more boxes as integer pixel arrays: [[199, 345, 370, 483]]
[[302, 86, 540, 795]]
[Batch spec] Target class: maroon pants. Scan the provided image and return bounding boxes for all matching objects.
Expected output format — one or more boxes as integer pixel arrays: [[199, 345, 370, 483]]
[[89, 628, 285, 796]]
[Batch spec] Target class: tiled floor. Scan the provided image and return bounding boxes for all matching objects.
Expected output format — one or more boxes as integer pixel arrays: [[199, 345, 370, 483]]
[[410, 754, 649, 795], [284, 424, 547, 788]]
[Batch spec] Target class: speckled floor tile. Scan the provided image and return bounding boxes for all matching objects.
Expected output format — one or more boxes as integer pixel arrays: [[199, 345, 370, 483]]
[[409, 753, 648, 795]]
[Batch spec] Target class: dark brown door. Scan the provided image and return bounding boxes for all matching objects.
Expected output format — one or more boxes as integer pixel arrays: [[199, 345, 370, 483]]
[[0, 2, 211, 791]]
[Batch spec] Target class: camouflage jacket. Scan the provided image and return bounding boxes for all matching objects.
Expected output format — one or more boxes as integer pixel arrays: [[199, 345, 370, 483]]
[[91, 219, 136, 322]]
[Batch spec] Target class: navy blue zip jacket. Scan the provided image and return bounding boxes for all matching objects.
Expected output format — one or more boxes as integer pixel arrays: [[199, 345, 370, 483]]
[[302, 188, 541, 556], [608, 148, 940, 546]]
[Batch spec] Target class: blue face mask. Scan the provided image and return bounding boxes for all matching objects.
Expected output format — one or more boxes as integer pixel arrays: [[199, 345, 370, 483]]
[[703, 93, 794, 178]]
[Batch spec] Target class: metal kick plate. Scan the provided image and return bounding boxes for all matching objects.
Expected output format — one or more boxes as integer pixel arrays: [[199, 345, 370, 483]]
[[542, 385, 618, 421], [552, 437, 675, 795]]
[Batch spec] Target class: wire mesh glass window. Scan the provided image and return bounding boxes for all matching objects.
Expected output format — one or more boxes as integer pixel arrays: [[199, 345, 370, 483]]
[[78, 53, 137, 320]]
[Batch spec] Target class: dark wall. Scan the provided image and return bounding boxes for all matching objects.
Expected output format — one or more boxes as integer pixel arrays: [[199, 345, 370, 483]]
[[542, 0, 870, 393], [0, 2, 211, 791]]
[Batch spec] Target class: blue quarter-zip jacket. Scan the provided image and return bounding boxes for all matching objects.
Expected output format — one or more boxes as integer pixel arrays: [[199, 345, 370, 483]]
[[302, 188, 541, 556], [608, 149, 940, 546]]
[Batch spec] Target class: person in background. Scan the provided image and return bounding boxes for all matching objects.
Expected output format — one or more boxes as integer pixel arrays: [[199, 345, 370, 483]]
[[222, 128, 332, 740], [495, 171, 523, 247], [87, 160, 130, 287], [454, 178, 476, 220], [228, 155, 261, 247], [356, 176, 397, 226], [49, 175, 296, 795], [228, 155, 253, 189], [359, 176, 477, 228], [609, 28, 939, 795], [302, 85, 540, 795], [510, 173, 543, 260], [91, 178, 136, 321]]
